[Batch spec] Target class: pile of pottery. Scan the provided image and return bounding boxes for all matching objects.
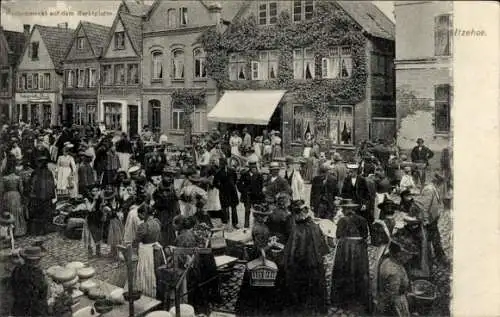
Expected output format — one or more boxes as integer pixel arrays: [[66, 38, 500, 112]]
[[46, 261, 97, 305]]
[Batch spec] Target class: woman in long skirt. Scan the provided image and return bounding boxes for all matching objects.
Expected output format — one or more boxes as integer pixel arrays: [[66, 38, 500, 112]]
[[132, 204, 166, 299], [83, 184, 103, 257], [0, 155, 27, 237], [102, 188, 124, 259], [302, 133, 315, 182], [56, 143, 77, 197], [30, 156, 56, 236], [271, 131, 283, 159], [153, 177, 180, 247], [331, 199, 371, 314]]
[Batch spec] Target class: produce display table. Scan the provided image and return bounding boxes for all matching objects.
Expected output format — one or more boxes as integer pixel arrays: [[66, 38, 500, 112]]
[[72, 280, 161, 317]]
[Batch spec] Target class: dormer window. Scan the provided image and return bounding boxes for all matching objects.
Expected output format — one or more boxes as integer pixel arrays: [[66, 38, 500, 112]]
[[180, 7, 188, 26], [114, 31, 125, 50], [77, 37, 84, 50], [293, 0, 314, 22], [31, 42, 39, 60]]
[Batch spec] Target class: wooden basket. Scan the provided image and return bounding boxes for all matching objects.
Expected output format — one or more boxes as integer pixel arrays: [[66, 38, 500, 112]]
[[246, 249, 277, 287]]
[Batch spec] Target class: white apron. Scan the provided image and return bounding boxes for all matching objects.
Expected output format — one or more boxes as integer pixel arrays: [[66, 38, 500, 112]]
[[204, 188, 221, 211], [132, 242, 167, 298], [117, 152, 131, 173]]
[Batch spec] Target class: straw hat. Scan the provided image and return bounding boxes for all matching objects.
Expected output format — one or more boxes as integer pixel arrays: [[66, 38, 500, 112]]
[[63, 142, 74, 149], [128, 166, 141, 175], [346, 163, 359, 170]]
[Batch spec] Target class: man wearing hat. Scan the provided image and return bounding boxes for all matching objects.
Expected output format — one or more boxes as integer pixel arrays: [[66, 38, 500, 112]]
[[11, 246, 49, 316], [213, 157, 240, 229], [264, 162, 291, 201], [78, 149, 96, 196], [342, 163, 372, 222], [415, 170, 448, 266], [310, 162, 337, 219], [331, 153, 348, 195], [410, 138, 434, 186], [237, 161, 264, 228]]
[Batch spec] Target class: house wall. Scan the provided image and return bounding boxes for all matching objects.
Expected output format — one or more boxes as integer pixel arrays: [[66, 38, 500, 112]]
[[18, 28, 55, 70], [104, 19, 138, 59], [66, 27, 95, 60], [395, 0, 453, 162]]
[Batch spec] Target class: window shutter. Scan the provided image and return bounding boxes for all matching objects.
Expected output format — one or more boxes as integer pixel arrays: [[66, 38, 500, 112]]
[[321, 57, 329, 78], [251, 61, 260, 80]]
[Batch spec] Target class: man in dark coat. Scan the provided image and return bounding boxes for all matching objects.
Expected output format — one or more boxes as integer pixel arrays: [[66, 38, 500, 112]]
[[237, 161, 264, 228], [55, 125, 73, 157], [411, 138, 434, 186], [310, 163, 338, 219], [213, 157, 240, 228], [144, 145, 167, 178], [264, 161, 292, 201], [342, 165, 372, 223]]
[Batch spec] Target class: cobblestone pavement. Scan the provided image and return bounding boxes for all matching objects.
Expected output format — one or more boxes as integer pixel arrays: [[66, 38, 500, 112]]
[[0, 184, 452, 317]]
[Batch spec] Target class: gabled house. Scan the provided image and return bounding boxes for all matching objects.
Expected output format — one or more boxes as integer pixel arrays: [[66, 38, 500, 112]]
[[0, 25, 26, 122], [99, 9, 144, 135], [204, 0, 395, 157], [62, 21, 110, 127], [15, 24, 74, 127], [142, 0, 244, 144]]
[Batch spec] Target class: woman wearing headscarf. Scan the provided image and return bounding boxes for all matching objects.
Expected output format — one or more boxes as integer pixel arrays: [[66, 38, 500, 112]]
[[30, 155, 56, 236], [331, 199, 371, 314], [0, 154, 27, 237], [284, 200, 329, 316]]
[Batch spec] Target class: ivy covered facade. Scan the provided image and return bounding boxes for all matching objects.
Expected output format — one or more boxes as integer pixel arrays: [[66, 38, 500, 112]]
[[200, 0, 395, 154]]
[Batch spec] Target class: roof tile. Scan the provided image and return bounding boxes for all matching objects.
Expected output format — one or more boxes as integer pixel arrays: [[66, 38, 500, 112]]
[[4, 30, 26, 64], [119, 12, 142, 55], [122, 0, 151, 16], [81, 21, 111, 56], [36, 25, 75, 69], [336, 1, 395, 40]]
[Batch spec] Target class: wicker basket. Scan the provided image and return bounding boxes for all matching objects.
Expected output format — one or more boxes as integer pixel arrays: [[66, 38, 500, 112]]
[[246, 249, 278, 287]]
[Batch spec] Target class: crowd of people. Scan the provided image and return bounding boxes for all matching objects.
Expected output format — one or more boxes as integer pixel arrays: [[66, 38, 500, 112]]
[[0, 121, 452, 317]]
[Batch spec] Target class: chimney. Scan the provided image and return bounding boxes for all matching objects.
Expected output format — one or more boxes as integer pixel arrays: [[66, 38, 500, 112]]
[[23, 24, 30, 36], [57, 22, 68, 29], [208, 2, 222, 32]]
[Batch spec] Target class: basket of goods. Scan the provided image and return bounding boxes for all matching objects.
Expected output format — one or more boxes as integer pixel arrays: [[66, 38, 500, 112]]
[[246, 249, 278, 287], [123, 289, 142, 302], [411, 279, 437, 313], [77, 266, 96, 280], [93, 298, 114, 314]]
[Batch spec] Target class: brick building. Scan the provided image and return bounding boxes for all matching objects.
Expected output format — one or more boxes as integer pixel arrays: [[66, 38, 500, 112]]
[[15, 24, 74, 127], [141, 0, 243, 144], [62, 21, 110, 128], [395, 1, 453, 154], [0, 26, 26, 122], [205, 0, 395, 155]]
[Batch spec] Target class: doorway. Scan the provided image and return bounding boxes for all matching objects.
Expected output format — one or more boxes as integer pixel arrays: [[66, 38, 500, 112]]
[[128, 105, 138, 137]]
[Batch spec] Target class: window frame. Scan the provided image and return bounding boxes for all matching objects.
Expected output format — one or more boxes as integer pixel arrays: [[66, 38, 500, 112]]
[[171, 105, 185, 131], [27, 74, 33, 89], [229, 53, 247, 81], [251, 50, 279, 81], [434, 84, 451, 134], [87, 104, 97, 126], [179, 7, 188, 26], [77, 69, 86, 88], [89, 69, 96, 87], [293, 48, 315, 80], [42, 104, 51, 128], [102, 65, 113, 86], [114, 64, 126, 85], [171, 49, 185, 80], [193, 48, 207, 79], [19, 73, 27, 90], [258, 1, 278, 25], [104, 102, 122, 130], [31, 42, 39, 60], [127, 63, 139, 85], [114, 31, 125, 50], [150, 100, 161, 130], [434, 14, 452, 57], [1, 72, 8, 90], [66, 70, 75, 88], [151, 51, 164, 81], [75, 104, 86, 126], [321, 46, 353, 79], [170, 104, 207, 132], [293, 0, 314, 22], [44, 73, 50, 90]]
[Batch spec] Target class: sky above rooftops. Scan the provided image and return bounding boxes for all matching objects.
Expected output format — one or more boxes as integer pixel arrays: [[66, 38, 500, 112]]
[[1, 0, 394, 32]]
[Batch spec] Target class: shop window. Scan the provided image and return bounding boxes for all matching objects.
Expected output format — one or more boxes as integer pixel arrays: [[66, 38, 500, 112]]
[[87, 105, 97, 126], [89, 69, 97, 87], [42, 104, 51, 128], [194, 48, 206, 79], [104, 102, 121, 130], [293, 48, 315, 79], [435, 14, 452, 56], [293, 0, 314, 22], [321, 46, 352, 79], [102, 65, 113, 85], [229, 53, 246, 81], [114, 31, 125, 50], [258, 1, 277, 25], [292, 105, 315, 142], [168, 9, 177, 27], [152, 51, 163, 80], [114, 64, 125, 85], [149, 100, 161, 130], [172, 49, 185, 80], [251, 50, 278, 80], [75, 104, 85, 125], [435, 84, 451, 133]]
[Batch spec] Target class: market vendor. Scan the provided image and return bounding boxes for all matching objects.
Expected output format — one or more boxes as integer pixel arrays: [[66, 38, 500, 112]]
[[10, 246, 49, 317]]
